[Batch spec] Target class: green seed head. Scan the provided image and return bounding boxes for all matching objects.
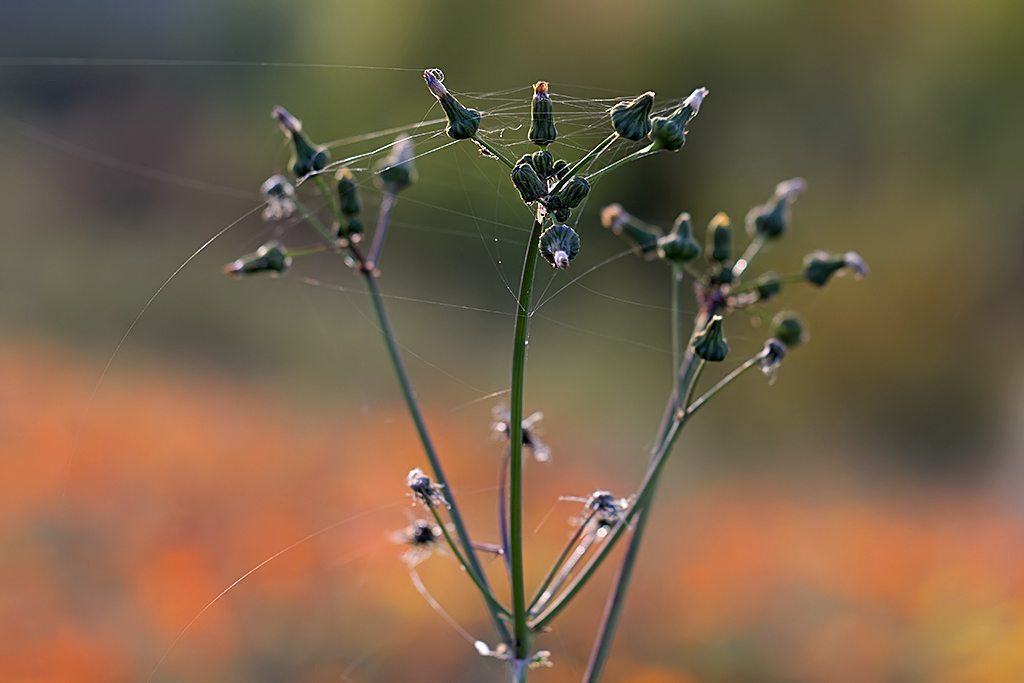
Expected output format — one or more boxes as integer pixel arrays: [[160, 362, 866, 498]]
[[657, 211, 701, 263], [649, 87, 708, 152], [772, 311, 808, 347], [539, 224, 581, 269], [511, 162, 546, 204], [335, 167, 361, 217], [375, 135, 417, 193], [223, 240, 292, 278], [610, 91, 655, 141], [559, 176, 591, 209], [272, 106, 329, 178], [529, 81, 558, 146], [601, 203, 663, 259], [424, 69, 481, 140], [706, 212, 733, 264], [746, 178, 806, 239], [692, 314, 729, 362]]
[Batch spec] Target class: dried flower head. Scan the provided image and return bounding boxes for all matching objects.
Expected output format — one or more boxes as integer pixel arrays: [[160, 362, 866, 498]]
[[391, 518, 442, 566], [492, 406, 550, 462], [406, 467, 448, 508], [259, 174, 297, 221]]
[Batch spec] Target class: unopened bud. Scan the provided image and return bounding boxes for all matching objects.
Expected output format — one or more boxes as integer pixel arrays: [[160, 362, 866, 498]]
[[511, 162, 545, 204], [746, 178, 806, 239], [272, 105, 329, 178], [539, 224, 581, 270], [531, 149, 554, 179], [601, 203, 663, 258], [610, 92, 655, 141], [772, 311, 808, 347], [706, 212, 732, 264], [649, 87, 708, 152], [223, 240, 292, 278], [552, 159, 570, 179], [657, 212, 701, 263], [559, 176, 590, 209], [529, 81, 557, 146], [375, 135, 417, 193], [335, 168, 361, 217], [692, 314, 729, 362], [802, 250, 845, 287], [424, 69, 481, 140], [260, 174, 297, 221], [751, 271, 782, 301]]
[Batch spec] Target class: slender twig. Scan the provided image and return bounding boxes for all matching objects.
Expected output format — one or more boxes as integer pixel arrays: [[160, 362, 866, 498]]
[[732, 233, 766, 278], [313, 174, 343, 231], [585, 144, 657, 183], [730, 271, 806, 294], [366, 190, 396, 269], [549, 133, 617, 195], [508, 207, 546, 658], [671, 264, 684, 403], [498, 447, 512, 580], [426, 502, 512, 619], [686, 355, 760, 416], [531, 523, 602, 615], [528, 511, 596, 613], [473, 134, 516, 170]]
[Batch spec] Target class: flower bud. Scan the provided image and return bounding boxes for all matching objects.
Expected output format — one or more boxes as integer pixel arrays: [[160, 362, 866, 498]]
[[559, 176, 590, 209], [802, 250, 845, 287], [223, 240, 292, 278], [746, 178, 806, 239], [553, 206, 572, 223], [260, 174, 297, 221], [531, 149, 554, 178], [552, 159, 570, 179], [772, 311, 808, 347], [706, 212, 732, 264], [272, 105, 329, 178], [375, 135, 417, 193], [610, 91, 655, 141], [648, 87, 708, 152], [511, 162, 545, 204], [751, 271, 782, 301], [692, 314, 729, 362], [424, 69, 481, 140], [335, 168, 361, 217], [601, 203, 663, 258], [757, 338, 787, 383], [347, 218, 364, 237], [529, 81, 557, 146], [657, 211, 701, 263], [539, 224, 581, 269]]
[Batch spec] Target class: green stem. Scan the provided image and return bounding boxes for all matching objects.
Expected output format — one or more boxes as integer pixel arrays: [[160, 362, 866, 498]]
[[671, 264, 683, 403], [550, 133, 617, 194], [508, 209, 545, 658], [473, 135, 516, 170], [585, 144, 657, 183], [426, 502, 512, 619], [366, 190, 396, 269], [528, 511, 596, 613], [313, 174, 344, 232], [732, 233, 767, 278], [294, 199, 337, 244], [686, 355, 760, 416]]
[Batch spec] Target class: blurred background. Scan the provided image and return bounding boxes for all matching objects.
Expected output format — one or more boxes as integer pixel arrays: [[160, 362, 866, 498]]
[[2, 1, 1023, 682]]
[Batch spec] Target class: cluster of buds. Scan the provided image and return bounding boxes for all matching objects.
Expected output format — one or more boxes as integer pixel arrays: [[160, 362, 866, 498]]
[[610, 87, 708, 151]]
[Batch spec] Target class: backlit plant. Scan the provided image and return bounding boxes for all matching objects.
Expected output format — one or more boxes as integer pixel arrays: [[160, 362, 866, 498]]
[[224, 69, 867, 683]]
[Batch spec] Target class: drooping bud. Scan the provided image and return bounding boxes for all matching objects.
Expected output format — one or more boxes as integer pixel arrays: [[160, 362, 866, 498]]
[[375, 135, 417, 193], [552, 159, 570, 179], [746, 178, 806, 239], [558, 176, 590, 209], [802, 250, 846, 287], [223, 240, 292, 278], [692, 314, 729, 362], [649, 87, 708, 152], [751, 271, 782, 301], [511, 162, 545, 204], [529, 81, 557, 146], [335, 168, 361, 217], [424, 69, 481, 140], [601, 203, 663, 258], [260, 174, 297, 221], [272, 106, 330, 178], [657, 211, 701, 263], [757, 338, 787, 383], [610, 92, 655, 141], [531, 149, 554, 178], [539, 224, 581, 270], [772, 311, 808, 347], [706, 212, 733, 264]]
